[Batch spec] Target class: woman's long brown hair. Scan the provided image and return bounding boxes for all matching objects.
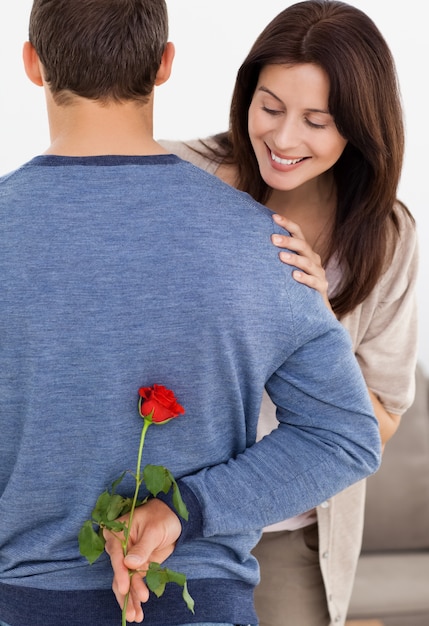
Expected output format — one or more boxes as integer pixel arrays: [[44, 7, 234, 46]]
[[208, 0, 414, 317]]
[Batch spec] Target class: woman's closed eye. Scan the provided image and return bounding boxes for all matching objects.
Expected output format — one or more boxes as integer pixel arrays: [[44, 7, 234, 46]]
[[262, 106, 283, 116], [305, 118, 327, 129]]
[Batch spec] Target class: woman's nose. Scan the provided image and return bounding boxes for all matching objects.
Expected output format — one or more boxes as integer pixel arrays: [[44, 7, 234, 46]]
[[272, 117, 301, 152]]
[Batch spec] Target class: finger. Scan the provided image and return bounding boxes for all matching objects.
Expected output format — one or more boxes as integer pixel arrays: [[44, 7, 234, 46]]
[[277, 251, 329, 297], [271, 232, 313, 258], [104, 540, 133, 599], [115, 566, 149, 623], [271, 233, 294, 250], [123, 508, 179, 570], [124, 552, 148, 571], [110, 568, 129, 611], [278, 250, 324, 278], [272, 213, 305, 239], [291, 270, 332, 312], [110, 573, 145, 623], [116, 573, 148, 623], [292, 269, 328, 292], [130, 571, 150, 604], [272, 234, 318, 260], [123, 537, 160, 574], [125, 583, 145, 623]]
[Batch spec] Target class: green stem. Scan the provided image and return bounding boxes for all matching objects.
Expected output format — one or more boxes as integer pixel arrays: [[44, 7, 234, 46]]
[[123, 416, 151, 554], [121, 412, 152, 626], [122, 595, 128, 626]]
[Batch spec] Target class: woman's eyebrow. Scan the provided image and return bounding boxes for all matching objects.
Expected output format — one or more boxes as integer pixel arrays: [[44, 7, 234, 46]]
[[257, 85, 284, 103], [257, 85, 330, 114]]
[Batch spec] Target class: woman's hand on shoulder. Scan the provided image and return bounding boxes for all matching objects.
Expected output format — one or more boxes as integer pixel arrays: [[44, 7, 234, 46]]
[[271, 213, 333, 314]]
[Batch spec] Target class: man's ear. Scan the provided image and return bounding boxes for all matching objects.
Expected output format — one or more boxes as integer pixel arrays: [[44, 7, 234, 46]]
[[155, 41, 175, 86], [22, 41, 44, 87]]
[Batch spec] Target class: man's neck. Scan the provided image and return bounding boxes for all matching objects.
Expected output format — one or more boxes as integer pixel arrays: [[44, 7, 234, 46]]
[[45, 95, 166, 157]]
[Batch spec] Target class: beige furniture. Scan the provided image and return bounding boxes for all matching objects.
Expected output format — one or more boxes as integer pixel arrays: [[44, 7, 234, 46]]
[[346, 621, 385, 626], [347, 363, 429, 626]]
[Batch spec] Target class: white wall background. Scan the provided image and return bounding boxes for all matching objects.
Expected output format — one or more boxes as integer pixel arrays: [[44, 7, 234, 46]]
[[1, 1, 427, 373]]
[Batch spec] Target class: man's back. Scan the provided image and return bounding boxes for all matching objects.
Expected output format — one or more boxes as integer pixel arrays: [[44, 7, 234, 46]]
[[0, 153, 381, 625]]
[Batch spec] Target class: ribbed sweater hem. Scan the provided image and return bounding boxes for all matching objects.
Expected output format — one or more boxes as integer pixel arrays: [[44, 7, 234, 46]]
[[0, 578, 257, 625]]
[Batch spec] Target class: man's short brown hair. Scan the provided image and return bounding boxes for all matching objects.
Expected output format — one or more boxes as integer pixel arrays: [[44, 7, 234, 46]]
[[29, 0, 168, 103]]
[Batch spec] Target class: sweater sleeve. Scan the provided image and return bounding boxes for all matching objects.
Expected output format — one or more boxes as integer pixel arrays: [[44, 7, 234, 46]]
[[174, 293, 381, 541]]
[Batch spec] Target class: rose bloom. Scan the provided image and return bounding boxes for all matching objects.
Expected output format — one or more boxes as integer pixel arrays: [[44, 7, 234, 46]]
[[138, 384, 185, 423]]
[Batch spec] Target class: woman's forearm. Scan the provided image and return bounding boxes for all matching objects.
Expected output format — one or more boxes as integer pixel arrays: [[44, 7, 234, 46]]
[[368, 388, 401, 450]]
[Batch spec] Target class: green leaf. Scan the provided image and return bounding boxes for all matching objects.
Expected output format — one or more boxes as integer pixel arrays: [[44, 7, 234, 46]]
[[117, 496, 135, 516], [172, 481, 189, 521], [92, 490, 136, 526], [91, 490, 112, 523], [145, 563, 166, 597], [143, 465, 188, 520], [161, 567, 186, 586], [78, 520, 105, 564], [111, 471, 127, 494], [182, 580, 195, 614], [143, 464, 173, 497], [102, 519, 127, 533], [106, 494, 128, 521], [145, 562, 195, 614]]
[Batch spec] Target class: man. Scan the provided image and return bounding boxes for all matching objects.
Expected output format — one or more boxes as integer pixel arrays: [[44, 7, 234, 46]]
[[0, 1, 380, 625]]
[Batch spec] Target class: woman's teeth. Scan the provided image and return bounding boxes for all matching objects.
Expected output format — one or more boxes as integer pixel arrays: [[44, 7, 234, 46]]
[[271, 152, 304, 165]]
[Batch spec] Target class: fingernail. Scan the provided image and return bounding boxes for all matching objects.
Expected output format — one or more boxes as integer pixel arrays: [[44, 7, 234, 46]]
[[125, 554, 143, 566], [272, 235, 282, 244]]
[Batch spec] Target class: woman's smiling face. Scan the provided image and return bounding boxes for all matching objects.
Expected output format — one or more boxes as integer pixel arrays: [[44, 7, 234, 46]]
[[248, 63, 347, 192]]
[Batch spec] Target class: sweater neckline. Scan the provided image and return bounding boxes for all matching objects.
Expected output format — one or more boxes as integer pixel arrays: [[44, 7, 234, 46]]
[[27, 154, 181, 167]]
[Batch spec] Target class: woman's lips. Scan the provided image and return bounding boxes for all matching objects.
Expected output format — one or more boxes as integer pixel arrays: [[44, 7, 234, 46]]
[[267, 146, 308, 170], [270, 150, 305, 166]]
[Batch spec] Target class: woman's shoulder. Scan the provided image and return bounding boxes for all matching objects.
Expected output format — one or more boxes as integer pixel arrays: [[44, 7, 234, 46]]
[[160, 136, 239, 187], [158, 137, 220, 175], [385, 200, 418, 278], [393, 199, 416, 235]]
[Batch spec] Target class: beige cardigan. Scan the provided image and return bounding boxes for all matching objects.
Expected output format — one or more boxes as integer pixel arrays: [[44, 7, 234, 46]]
[[160, 138, 419, 625]]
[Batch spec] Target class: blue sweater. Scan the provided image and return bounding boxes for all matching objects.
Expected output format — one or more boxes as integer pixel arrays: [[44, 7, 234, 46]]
[[0, 154, 380, 625]]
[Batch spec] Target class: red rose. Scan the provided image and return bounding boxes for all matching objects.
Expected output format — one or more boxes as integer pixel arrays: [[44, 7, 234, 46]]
[[138, 384, 185, 423]]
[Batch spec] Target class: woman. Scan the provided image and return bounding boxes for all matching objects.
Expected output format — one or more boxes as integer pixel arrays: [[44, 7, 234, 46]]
[[161, 1, 419, 624]]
